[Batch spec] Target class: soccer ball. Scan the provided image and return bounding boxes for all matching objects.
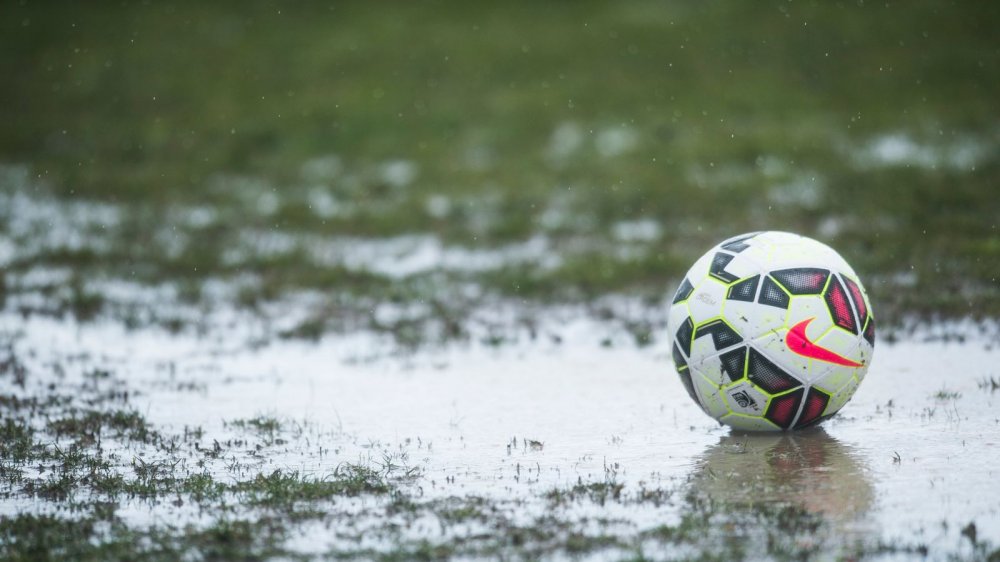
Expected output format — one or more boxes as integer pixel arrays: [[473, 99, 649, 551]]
[[667, 231, 875, 431]]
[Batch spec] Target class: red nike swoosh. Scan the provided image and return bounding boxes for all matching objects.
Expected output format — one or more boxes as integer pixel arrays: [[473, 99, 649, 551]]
[[785, 318, 863, 367]]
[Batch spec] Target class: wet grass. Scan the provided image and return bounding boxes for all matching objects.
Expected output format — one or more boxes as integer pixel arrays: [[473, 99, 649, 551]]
[[2, 2, 1000, 560], [933, 389, 962, 401], [227, 414, 285, 445], [0, 514, 297, 562], [48, 409, 158, 444], [0, 1, 998, 345], [238, 465, 392, 510], [3, 357, 999, 561], [977, 376, 1000, 393], [0, 346, 417, 556]]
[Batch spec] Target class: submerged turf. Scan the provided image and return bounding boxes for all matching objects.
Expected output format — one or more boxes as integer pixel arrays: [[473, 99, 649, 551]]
[[7, 345, 997, 561], [4, 293, 1000, 560]]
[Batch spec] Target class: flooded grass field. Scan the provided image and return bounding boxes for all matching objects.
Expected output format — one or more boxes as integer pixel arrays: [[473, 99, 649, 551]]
[[1, 1, 999, 560]]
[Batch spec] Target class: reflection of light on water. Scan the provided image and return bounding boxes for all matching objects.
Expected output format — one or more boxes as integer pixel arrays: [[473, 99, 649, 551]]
[[851, 133, 992, 171], [0, 164, 122, 264], [688, 429, 876, 552]]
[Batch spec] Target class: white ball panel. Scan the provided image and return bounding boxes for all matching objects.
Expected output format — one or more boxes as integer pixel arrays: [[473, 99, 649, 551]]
[[785, 295, 835, 335], [686, 278, 729, 326], [691, 370, 729, 419], [855, 340, 874, 381], [815, 364, 856, 396], [720, 250, 765, 280], [721, 380, 768, 416], [721, 298, 771, 342], [826, 376, 860, 414], [692, 353, 730, 386], [742, 303, 788, 341], [816, 328, 865, 367]]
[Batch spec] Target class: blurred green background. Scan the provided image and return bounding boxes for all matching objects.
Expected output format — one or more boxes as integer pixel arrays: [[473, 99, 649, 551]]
[[1, 1, 998, 344]]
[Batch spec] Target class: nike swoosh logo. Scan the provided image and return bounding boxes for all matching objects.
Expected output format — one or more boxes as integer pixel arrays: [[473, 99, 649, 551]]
[[785, 318, 863, 367]]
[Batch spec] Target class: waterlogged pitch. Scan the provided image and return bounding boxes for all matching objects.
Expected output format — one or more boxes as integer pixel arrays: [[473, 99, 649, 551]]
[[1, 1, 999, 560], [668, 232, 875, 431]]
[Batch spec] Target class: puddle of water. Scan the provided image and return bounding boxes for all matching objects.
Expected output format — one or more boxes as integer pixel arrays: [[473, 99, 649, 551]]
[[851, 133, 993, 171], [4, 309, 998, 556], [310, 233, 560, 278], [0, 176, 587, 284], [0, 172, 122, 264]]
